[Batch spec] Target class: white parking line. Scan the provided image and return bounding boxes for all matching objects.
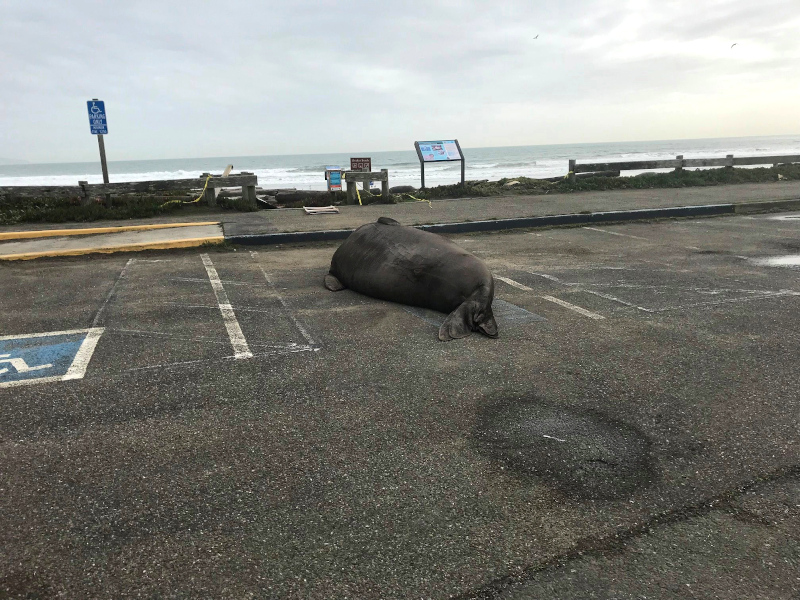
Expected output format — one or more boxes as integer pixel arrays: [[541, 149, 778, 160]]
[[63, 327, 105, 380], [527, 272, 573, 285], [583, 227, 648, 240], [540, 295, 606, 320], [250, 251, 317, 345], [495, 276, 533, 292], [496, 276, 606, 320], [200, 254, 253, 360], [168, 277, 273, 287], [581, 289, 655, 313], [124, 346, 316, 373], [92, 258, 134, 327], [522, 269, 654, 312]]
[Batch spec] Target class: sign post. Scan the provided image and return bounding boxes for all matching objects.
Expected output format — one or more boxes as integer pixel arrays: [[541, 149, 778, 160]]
[[413, 140, 464, 188], [87, 99, 109, 184]]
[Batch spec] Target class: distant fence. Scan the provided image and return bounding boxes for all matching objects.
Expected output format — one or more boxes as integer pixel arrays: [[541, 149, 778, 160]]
[[0, 172, 258, 207], [567, 154, 800, 182]]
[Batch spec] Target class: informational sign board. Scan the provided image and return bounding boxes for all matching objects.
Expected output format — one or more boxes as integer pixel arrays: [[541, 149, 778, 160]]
[[325, 167, 342, 192], [87, 100, 108, 135], [414, 139, 465, 188], [350, 157, 372, 171], [417, 141, 461, 162]]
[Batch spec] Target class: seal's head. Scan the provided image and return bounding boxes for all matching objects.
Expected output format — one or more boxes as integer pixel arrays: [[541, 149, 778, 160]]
[[438, 283, 499, 341]]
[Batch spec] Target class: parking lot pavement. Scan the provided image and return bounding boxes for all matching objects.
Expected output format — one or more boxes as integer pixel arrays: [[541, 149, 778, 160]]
[[1, 213, 799, 598]]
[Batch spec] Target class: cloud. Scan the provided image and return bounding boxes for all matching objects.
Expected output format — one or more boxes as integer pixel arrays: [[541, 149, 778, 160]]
[[1, 0, 798, 162]]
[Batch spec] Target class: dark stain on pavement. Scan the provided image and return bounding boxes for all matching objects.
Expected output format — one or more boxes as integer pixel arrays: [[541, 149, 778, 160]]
[[475, 397, 655, 500]]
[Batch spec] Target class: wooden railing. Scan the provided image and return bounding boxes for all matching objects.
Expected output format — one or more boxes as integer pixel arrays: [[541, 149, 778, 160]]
[[343, 169, 389, 204], [567, 154, 800, 182]]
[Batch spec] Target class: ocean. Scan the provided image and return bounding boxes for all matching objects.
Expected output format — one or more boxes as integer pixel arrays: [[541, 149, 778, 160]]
[[2, 135, 798, 191]]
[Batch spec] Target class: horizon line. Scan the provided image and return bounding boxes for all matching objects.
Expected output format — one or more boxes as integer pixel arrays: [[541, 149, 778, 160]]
[[3, 132, 799, 167]]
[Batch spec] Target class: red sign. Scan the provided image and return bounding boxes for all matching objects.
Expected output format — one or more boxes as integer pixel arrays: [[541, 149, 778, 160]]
[[350, 157, 371, 171]]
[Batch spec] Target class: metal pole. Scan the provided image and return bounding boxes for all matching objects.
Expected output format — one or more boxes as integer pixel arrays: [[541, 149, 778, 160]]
[[461, 158, 465, 185], [97, 134, 109, 184], [421, 163, 425, 189]]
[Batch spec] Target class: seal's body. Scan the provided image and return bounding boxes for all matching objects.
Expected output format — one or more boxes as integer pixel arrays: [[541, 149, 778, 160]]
[[324, 217, 498, 341]]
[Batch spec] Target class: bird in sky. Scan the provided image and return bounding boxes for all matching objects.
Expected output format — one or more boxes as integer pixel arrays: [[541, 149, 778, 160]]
[[731, 43, 738, 48], [534, 34, 539, 39]]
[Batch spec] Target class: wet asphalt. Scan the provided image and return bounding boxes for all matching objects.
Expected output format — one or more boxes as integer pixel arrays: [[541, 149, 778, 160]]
[[1, 212, 799, 598]]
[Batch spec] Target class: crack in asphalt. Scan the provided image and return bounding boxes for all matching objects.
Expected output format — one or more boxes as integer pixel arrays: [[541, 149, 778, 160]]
[[455, 463, 800, 600]]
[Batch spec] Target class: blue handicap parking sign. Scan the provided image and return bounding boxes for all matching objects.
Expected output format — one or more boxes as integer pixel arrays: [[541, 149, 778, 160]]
[[0, 328, 104, 388], [87, 100, 108, 135]]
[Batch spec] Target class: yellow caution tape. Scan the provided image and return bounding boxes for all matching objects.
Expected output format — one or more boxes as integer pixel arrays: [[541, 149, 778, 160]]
[[189, 174, 213, 204], [159, 174, 213, 210], [403, 193, 432, 208]]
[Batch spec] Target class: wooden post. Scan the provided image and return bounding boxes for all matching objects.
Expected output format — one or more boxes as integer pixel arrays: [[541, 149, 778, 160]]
[[201, 173, 216, 206], [346, 177, 356, 205], [568, 159, 576, 183], [726, 154, 734, 169], [78, 181, 90, 205], [97, 135, 110, 184], [381, 169, 389, 199], [675, 155, 684, 173], [241, 172, 256, 209], [96, 134, 111, 205]]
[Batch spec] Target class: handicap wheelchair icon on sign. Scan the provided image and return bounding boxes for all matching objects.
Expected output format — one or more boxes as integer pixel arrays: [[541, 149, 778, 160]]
[[90, 103, 102, 114]]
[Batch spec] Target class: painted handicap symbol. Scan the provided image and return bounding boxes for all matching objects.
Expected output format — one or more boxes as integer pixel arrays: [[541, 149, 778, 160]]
[[0, 354, 53, 375], [90, 103, 102, 114], [0, 328, 104, 388]]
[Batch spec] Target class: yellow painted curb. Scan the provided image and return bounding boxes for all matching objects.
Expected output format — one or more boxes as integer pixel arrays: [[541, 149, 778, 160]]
[[0, 236, 224, 261], [0, 222, 221, 241]]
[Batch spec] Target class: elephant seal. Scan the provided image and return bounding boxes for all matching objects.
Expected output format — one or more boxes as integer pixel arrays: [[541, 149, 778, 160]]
[[324, 217, 498, 341]]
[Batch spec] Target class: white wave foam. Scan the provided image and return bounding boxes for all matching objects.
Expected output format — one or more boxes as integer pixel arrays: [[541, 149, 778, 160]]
[[3, 137, 797, 190]]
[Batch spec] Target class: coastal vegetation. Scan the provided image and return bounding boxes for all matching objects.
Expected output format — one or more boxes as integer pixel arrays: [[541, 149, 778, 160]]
[[0, 164, 797, 225], [415, 163, 800, 200], [0, 192, 225, 226]]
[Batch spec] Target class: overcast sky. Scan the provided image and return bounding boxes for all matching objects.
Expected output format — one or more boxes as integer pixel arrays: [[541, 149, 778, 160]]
[[1, 0, 799, 163]]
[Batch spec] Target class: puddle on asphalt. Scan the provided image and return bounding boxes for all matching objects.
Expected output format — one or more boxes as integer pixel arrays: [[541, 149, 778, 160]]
[[750, 255, 800, 267], [475, 399, 654, 500]]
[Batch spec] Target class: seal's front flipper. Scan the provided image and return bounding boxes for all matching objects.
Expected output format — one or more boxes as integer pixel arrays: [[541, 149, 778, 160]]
[[377, 217, 400, 226], [438, 302, 474, 341], [324, 274, 346, 291]]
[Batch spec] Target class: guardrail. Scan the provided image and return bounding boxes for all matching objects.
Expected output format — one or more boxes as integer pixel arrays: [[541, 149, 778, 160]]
[[0, 172, 259, 208], [567, 154, 800, 182]]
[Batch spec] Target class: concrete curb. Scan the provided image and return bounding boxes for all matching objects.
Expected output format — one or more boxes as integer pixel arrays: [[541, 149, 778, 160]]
[[0, 236, 223, 261], [0, 221, 221, 241], [227, 202, 742, 245]]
